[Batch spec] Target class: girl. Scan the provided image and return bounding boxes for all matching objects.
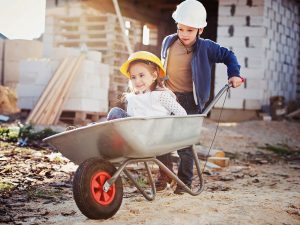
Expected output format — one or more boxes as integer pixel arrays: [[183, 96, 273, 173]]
[[107, 51, 187, 120]]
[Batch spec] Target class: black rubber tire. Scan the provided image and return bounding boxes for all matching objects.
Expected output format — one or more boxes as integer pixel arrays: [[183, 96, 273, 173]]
[[73, 157, 123, 219]]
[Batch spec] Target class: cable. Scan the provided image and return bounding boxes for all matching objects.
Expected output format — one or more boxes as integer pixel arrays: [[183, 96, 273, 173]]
[[201, 88, 229, 174]]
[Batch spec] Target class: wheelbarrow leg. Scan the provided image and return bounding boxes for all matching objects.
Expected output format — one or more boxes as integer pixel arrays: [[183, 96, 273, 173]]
[[123, 162, 156, 201], [103, 159, 156, 201], [152, 145, 204, 196]]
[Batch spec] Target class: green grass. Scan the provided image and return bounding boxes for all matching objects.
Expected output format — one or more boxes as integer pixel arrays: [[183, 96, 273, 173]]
[[0, 181, 15, 192], [258, 143, 297, 155]]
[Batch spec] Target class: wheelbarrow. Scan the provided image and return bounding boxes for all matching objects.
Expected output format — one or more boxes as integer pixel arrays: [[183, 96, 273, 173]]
[[43, 84, 231, 220]]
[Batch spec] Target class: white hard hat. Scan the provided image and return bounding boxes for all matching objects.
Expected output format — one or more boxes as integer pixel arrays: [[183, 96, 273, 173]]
[[172, 0, 207, 28]]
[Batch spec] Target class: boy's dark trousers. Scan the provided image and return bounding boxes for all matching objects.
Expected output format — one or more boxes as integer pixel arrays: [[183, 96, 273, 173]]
[[157, 92, 199, 186]]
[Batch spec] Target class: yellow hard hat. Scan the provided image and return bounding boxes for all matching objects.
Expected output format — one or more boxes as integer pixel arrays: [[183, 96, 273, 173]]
[[120, 51, 166, 78]]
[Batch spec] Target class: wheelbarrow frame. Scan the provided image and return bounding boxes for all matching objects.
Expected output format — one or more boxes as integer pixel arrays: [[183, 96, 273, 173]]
[[101, 84, 230, 199]]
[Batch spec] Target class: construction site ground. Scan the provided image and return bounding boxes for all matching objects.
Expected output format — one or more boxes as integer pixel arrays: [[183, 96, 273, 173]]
[[0, 119, 299, 225]]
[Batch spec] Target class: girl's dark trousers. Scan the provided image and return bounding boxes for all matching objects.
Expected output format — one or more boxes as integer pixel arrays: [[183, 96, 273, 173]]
[[157, 92, 200, 186]]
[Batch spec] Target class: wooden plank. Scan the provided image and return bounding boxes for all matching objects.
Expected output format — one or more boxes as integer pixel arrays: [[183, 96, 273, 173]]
[[52, 55, 85, 124], [37, 57, 79, 125], [26, 58, 69, 124], [112, 0, 133, 55]]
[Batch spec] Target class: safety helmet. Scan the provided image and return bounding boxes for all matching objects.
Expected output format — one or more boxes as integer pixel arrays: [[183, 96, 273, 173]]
[[120, 51, 166, 78], [172, 0, 207, 29]]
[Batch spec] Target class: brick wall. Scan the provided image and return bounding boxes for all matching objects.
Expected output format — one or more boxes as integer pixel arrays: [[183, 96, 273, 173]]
[[215, 0, 265, 110], [263, 0, 299, 108]]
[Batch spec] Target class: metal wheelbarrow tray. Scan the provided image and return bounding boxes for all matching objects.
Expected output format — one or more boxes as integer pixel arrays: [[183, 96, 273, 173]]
[[43, 84, 230, 220]]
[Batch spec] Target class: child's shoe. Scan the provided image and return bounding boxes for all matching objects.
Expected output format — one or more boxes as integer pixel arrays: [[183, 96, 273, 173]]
[[174, 183, 191, 195]]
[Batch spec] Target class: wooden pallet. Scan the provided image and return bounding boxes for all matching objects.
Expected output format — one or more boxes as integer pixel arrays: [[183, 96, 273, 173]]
[[59, 110, 107, 125]]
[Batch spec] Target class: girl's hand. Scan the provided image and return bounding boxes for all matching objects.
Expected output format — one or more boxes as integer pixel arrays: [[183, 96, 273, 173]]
[[228, 76, 244, 88]]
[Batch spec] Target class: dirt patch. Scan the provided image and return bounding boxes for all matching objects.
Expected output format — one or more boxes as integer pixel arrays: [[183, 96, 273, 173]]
[[0, 119, 300, 224]]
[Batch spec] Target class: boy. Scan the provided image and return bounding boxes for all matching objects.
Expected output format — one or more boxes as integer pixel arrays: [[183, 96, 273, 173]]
[[156, 0, 244, 194]]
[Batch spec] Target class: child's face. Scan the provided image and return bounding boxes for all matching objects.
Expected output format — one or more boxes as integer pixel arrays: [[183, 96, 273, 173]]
[[129, 62, 157, 93], [177, 23, 203, 46]]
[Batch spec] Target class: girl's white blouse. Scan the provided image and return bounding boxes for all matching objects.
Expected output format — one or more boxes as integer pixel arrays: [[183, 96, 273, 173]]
[[126, 91, 187, 117]]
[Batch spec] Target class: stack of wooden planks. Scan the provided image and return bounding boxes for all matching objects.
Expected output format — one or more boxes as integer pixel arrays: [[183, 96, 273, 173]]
[[26, 55, 85, 125]]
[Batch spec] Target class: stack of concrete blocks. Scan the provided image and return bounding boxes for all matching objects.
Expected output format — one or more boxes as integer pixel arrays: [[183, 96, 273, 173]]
[[263, 0, 299, 107], [215, 0, 265, 111], [215, 0, 300, 112], [17, 47, 110, 114], [43, 2, 143, 107], [63, 50, 110, 113], [0, 40, 3, 83], [3, 40, 43, 89]]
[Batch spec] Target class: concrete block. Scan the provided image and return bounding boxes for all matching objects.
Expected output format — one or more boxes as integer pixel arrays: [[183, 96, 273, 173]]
[[86, 50, 102, 62], [4, 40, 43, 61], [217, 36, 245, 48], [51, 47, 81, 60], [245, 78, 266, 89], [244, 99, 261, 109], [219, 0, 238, 5], [239, 0, 264, 6], [218, 16, 247, 26], [4, 60, 20, 84], [234, 27, 266, 37], [19, 59, 53, 85], [17, 84, 45, 98], [17, 96, 38, 109], [230, 88, 263, 99], [218, 6, 232, 16], [250, 16, 264, 26], [0, 40, 3, 60], [214, 95, 244, 109], [238, 68, 264, 79], [63, 98, 108, 113], [234, 48, 263, 59], [235, 6, 264, 16]]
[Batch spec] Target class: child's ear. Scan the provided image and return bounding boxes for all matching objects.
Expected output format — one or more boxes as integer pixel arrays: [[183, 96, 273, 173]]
[[198, 28, 204, 35], [153, 71, 158, 80]]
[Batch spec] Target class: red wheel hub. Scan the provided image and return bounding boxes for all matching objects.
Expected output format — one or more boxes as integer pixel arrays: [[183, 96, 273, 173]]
[[90, 171, 116, 205]]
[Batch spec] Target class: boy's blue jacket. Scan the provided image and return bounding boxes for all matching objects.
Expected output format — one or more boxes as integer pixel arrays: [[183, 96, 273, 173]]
[[161, 34, 241, 111]]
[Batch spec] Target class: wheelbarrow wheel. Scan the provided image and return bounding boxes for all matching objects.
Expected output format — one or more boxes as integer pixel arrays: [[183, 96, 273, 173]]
[[73, 157, 123, 219]]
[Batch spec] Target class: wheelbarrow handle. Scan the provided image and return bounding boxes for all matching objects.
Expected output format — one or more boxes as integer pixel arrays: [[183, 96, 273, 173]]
[[202, 77, 245, 115]]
